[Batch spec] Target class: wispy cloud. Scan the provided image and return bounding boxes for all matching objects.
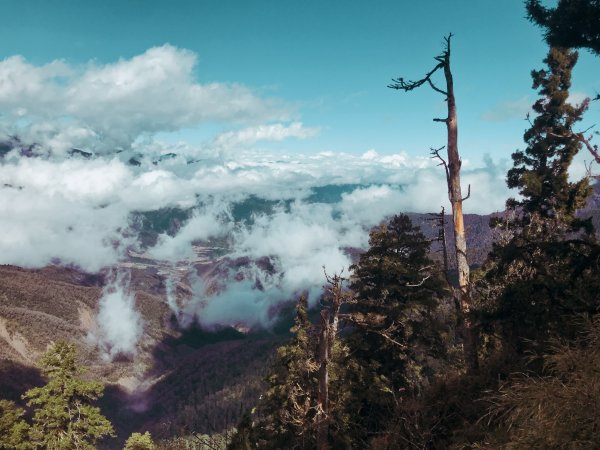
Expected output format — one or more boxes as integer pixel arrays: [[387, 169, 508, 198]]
[[214, 122, 319, 151], [481, 96, 531, 122]]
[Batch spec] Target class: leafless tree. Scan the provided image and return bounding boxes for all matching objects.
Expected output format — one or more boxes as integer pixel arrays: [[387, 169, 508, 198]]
[[389, 34, 478, 372]]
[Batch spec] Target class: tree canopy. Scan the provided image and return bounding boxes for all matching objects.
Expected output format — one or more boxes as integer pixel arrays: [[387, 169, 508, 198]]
[[526, 0, 600, 55], [23, 342, 115, 449]]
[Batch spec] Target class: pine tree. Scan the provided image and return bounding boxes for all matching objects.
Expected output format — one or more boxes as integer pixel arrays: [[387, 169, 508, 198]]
[[123, 431, 156, 450], [350, 214, 447, 383], [485, 47, 600, 350], [254, 296, 318, 449], [526, 0, 600, 56], [506, 47, 591, 228], [0, 400, 31, 450], [23, 341, 115, 450], [348, 214, 448, 438]]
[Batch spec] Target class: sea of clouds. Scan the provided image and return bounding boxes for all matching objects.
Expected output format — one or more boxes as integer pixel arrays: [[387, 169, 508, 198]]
[[0, 45, 516, 355]]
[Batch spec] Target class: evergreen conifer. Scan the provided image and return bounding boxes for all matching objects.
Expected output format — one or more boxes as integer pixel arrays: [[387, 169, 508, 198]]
[[23, 342, 115, 449]]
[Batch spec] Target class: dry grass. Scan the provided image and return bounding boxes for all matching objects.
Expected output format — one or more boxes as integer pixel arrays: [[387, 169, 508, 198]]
[[481, 319, 600, 449]]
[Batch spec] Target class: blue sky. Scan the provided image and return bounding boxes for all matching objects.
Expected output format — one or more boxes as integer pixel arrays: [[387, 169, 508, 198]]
[[0, 0, 598, 165]]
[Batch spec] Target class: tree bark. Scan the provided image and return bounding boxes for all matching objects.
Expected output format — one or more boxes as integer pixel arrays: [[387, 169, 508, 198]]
[[443, 40, 478, 373], [316, 309, 330, 450]]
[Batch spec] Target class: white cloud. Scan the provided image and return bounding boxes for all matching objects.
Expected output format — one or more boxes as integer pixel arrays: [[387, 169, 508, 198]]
[[214, 122, 319, 150], [149, 203, 231, 261], [568, 91, 589, 107], [0, 44, 519, 331], [0, 145, 511, 275], [0, 187, 128, 271], [233, 202, 355, 292], [0, 137, 515, 332], [0, 45, 290, 154], [90, 272, 143, 360]]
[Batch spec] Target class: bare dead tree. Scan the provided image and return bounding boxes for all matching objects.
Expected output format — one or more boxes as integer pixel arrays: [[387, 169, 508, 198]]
[[427, 206, 451, 286], [316, 269, 348, 450], [315, 265, 441, 448], [389, 34, 478, 373], [316, 308, 330, 450]]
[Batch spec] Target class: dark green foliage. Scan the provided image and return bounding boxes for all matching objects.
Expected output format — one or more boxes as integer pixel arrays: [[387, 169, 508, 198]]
[[484, 47, 599, 351], [526, 0, 600, 55], [227, 413, 255, 450], [23, 341, 115, 449], [482, 222, 600, 351], [254, 296, 318, 449], [349, 214, 447, 384], [506, 47, 591, 227], [252, 293, 356, 449], [0, 400, 31, 450], [347, 214, 449, 441]]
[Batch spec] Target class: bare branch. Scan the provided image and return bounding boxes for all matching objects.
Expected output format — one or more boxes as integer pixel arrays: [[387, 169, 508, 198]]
[[525, 112, 534, 127], [374, 329, 407, 349], [584, 160, 594, 178], [581, 124, 596, 134], [578, 133, 600, 164], [426, 78, 448, 96], [433, 117, 449, 123], [430, 146, 451, 199], [461, 184, 471, 201], [388, 60, 445, 93], [405, 274, 431, 287], [544, 129, 600, 164]]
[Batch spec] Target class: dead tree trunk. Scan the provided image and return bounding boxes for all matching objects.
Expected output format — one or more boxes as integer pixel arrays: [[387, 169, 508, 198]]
[[315, 271, 347, 450], [316, 308, 330, 450], [441, 49, 478, 373], [389, 33, 478, 373]]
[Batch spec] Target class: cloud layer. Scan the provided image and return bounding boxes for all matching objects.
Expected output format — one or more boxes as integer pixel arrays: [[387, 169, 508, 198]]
[[0, 147, 511, 273]]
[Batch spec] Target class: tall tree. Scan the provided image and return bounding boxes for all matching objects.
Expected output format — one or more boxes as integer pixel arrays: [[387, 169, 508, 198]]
[[526, 0, 600, 56], [526, 0, 600, 164], [507, 47, 591, 226], [484, 47, 600, 350], [23, 342, 115, 450], [315, 271, 355, 450], [350, 214, 447, 376], [254, 296, 318, 449], [389, 34, 478, 372], [347, 215, 448, 437]]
